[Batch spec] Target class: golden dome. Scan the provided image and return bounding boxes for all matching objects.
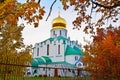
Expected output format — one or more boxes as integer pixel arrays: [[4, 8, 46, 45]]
[[52, 15, 66, 29]]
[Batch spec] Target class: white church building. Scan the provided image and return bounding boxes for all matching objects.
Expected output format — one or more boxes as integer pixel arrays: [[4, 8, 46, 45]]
[[28, 14, 84, 77]]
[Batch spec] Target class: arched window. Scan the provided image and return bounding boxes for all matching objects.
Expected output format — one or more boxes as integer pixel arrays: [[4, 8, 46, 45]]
[[37, 48, 39, 56], [60, 30, 61, 36], [58, 45, 60, 54], [53, 31, 55, 35], [47, 44, 49, 55]]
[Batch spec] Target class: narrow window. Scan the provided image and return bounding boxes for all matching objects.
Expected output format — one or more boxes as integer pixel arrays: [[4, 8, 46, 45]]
[[75, 56, 78, 60], [58, 45, 60, 54], [37, 48, 39, 56], [53, 31, 55, 35], [60, 30, 61, 36], [47, 44, 49, 55]]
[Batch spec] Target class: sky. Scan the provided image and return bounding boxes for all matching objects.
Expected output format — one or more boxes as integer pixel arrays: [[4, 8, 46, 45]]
[[18, 0, 91, 48]]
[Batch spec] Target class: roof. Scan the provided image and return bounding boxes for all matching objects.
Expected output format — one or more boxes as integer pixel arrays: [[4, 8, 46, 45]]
[[42, 56, 52, 63], [73, 46, 84, 56], [65, 45, 81, 56], [31, 57, 50, 67], [31, 59, 39, 67], [31, 58, 46, 67], [40, 36, 67, 45]]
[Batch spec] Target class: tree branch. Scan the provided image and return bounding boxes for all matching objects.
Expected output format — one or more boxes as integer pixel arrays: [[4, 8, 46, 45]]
[[91, 0, 120, 9], [46, 0, 57, 21], [38, 0, 41, 4]]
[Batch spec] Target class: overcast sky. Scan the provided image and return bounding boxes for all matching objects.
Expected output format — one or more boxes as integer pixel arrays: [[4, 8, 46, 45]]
[[18, 0, 91, 48]]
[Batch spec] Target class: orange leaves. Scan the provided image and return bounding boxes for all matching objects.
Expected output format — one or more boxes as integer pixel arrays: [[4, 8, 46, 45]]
[[0, 20, 3, 26], [39, 9, 45, 16], [83, 27, 120, 80], [5, 14, 16, 24], [0, 0, 45, 28], [60, 0, 120, 34], [21, 1, 45, 27], [79, 0, 85, 3], [34, 22, 38, 28]]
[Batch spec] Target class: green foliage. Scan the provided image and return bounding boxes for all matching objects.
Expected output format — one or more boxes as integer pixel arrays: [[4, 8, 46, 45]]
[[6, 77, 92, 80]]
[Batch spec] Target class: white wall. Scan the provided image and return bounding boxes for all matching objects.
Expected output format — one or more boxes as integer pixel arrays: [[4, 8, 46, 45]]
[[33, 39, 65, 62], [65, 55, 80, 64]]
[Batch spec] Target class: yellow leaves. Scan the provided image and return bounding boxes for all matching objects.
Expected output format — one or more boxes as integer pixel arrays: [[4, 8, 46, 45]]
[[4, 0, 15, 3], [0, 20, 3, 26]]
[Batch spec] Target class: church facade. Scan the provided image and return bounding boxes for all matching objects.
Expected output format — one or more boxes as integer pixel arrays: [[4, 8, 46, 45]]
[[28, 14, 84, 77]]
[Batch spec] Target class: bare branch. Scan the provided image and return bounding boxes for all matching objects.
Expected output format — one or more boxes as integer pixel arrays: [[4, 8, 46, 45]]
[[38, 0, 41, 4], [46, 0, 57, 21], [91, 0, 120, 9]]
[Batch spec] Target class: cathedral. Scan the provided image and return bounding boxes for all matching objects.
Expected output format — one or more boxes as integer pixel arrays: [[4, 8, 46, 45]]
[[28, 13, 84, 77]]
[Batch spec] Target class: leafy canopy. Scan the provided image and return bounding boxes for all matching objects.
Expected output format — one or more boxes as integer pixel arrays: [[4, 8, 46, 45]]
[[60, 0, 120, 33], [83, 27, 120, 80]]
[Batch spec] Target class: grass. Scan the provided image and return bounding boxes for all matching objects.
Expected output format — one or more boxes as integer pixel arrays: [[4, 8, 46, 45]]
[[7, 77, 91, 80]]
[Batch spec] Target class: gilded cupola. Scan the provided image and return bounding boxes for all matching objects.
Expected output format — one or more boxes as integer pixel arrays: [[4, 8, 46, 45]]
[[52, 14, 66, 29]]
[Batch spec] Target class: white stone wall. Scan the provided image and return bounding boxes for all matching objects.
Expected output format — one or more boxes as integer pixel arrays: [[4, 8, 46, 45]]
[[33, 39, 65, 62], [33, 64, 78, 77], [50, 29, 67, 38], [65, 55, 80, 64]]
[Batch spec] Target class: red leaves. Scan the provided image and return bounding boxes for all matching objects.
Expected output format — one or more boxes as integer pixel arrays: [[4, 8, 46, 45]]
[[83, 27, 120, 80]]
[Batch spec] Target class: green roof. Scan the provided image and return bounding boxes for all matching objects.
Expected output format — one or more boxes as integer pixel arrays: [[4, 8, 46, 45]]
[[42, 56, 52, 63], [40, 36, 67, 44], [65, 45, 81, 56], [35, 58, 45, 64], [57, 36, 67, 41], [73, 46, 84, 56], [31, 59, 39, 67], [31, 58, 45, 67]]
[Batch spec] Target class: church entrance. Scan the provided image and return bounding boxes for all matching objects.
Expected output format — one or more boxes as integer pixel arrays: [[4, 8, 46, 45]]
[[54, 68, 58, 77]]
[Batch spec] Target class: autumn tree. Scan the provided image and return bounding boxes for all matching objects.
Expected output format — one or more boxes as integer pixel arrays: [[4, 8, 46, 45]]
[[0, 0, 45, 28], [0, 0, 43, 79], [60, 0, 120, 34], [0, 0, 120, 79], [1, 0, 120, 32], [83, 26, 120, 80], [0, 24, 32, 79]]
